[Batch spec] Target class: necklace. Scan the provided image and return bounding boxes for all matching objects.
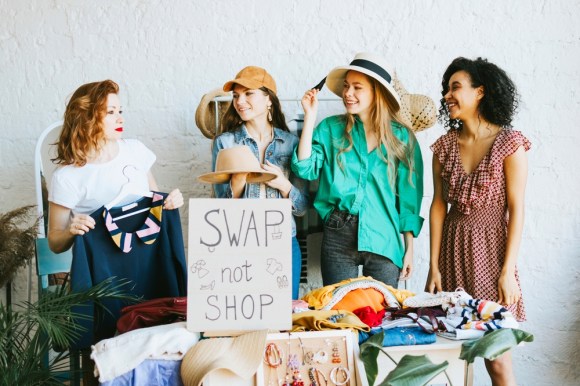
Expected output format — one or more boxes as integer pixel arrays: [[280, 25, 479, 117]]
[[249, 125, 274, 144]]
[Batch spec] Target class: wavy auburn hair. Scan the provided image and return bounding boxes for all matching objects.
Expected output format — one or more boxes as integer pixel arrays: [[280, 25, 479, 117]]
[[53, 80, 119, 166], [338, 73, 417, 186], [220, 87, 289, 133]]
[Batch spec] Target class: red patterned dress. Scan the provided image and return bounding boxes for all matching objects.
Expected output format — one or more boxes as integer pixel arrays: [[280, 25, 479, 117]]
[[431, 129, 531, 321]]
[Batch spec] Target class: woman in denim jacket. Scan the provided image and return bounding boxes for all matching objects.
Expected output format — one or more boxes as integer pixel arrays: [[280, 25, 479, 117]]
[[212, 65, 308, 299]]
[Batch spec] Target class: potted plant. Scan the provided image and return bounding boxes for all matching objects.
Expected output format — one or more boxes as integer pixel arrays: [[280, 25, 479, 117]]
[[0, 205, 38, 305], [360, 328, 534, 386], [0, 204, 137, 385], [0, 277, 136, 385]]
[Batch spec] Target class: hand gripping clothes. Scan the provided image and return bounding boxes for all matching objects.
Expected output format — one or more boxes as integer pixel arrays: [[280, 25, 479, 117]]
[[70, 192, 187, 349]]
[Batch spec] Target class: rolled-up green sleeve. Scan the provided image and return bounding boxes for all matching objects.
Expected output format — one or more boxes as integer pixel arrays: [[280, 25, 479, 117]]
[[396, 131, 424, 237], [291, 128, 326, 181]]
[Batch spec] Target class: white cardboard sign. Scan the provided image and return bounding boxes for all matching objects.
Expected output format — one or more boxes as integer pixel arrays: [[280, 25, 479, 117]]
[[187, 198, 292, 333]]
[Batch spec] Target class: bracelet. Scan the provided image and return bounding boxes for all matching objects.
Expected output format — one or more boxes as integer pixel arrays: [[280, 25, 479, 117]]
[[329, 366, 350, 385], [264, 343, 283, 368], [315, 368, 328, 386], [308, 367, 318, 386]]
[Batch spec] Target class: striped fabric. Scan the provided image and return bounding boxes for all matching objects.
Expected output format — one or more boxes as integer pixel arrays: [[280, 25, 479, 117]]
[[103, 193, 164, 253], [452, 298, 519, 332]]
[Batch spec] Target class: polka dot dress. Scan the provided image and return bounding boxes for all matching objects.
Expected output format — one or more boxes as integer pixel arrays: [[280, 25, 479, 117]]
[[431, 129, 531, 321]]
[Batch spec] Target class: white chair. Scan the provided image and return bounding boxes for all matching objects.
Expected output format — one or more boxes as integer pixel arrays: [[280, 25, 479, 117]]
[[34, 120, 63, 239], [34, 121, 82, 386]]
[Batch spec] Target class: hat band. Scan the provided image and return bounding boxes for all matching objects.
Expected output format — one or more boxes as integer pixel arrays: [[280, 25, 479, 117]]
[[350, 59, 392, 83]]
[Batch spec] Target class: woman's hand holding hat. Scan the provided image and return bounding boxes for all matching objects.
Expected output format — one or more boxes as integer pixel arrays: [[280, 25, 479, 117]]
[[301, 89, 319, 119], [230, 173, 249, 198], [263, 160, 292, 198]]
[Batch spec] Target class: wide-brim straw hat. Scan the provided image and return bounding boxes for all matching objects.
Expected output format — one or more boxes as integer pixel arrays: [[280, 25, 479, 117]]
[[392, 76, 437, 132], [180, 329, 269, 386], [197, 145, 277, 184], [195, 88, 231, 139], [326, 52, 401, 111]]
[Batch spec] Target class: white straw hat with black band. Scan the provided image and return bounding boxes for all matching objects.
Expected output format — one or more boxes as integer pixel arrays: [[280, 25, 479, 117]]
[[325, 52, 401, 111]]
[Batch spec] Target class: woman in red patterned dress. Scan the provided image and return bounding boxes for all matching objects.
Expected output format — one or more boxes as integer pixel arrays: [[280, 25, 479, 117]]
[[425, 57, 530, 385]]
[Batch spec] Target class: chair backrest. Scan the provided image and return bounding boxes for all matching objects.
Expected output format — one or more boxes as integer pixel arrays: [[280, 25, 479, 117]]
[[36, 238, 72, 290], [34, 121, 63, 238], [34, 122, 72, 289]]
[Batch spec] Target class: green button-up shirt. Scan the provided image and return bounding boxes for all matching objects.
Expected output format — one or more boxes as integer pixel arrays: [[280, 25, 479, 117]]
[[291, 115, 424, 268]]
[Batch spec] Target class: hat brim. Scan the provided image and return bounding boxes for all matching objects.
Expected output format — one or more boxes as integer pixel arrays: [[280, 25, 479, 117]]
[[326, 66, 401, 111], [195, 88, 230, 139], [197, 170, 277, 184], [223, 79, 268, 92]]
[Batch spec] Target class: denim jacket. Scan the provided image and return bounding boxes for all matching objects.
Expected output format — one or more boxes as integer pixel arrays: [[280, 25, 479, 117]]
[[212, 125, 309, 236]]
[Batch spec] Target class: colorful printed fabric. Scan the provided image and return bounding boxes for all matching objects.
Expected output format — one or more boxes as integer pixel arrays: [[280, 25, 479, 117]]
[[103, 193, 164, 253], [446, 298, 519, 332]]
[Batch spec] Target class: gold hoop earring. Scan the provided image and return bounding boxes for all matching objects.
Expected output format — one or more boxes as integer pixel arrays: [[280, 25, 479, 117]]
[[268, 106, 273, 122]]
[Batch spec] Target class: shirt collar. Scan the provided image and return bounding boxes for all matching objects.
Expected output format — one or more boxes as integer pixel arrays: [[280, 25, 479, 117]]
[[234, 124, 285, 144]]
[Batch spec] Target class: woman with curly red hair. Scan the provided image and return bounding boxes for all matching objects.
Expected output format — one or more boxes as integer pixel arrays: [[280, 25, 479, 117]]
[[48, 80, 183, 252]]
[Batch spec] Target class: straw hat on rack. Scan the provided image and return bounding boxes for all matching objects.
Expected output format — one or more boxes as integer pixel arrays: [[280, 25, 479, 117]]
[[195, 88, 231, 139], [197, 146, 277, 184], [392, 76, 437, 133]]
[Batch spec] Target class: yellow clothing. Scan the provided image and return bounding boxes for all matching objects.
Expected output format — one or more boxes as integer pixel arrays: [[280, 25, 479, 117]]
[[291, 310, 370, 333], [302, 276, 415, 310]]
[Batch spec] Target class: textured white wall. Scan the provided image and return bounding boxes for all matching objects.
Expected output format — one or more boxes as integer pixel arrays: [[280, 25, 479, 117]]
[[1, 0, 578, 384]]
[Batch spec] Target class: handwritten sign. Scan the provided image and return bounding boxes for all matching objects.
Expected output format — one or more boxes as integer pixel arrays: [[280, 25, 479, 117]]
[[187, 198, 292, 333]]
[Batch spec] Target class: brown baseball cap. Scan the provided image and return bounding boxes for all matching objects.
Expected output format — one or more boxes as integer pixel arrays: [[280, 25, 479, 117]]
[[223, 66, 277, 94]]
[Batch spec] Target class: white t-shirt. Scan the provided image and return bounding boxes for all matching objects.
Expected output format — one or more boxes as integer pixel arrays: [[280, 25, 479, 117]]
[[49, 139, 156, 214]]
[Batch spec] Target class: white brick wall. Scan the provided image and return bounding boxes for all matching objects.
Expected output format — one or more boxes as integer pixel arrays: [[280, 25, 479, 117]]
[[1, 0, 578, 384]]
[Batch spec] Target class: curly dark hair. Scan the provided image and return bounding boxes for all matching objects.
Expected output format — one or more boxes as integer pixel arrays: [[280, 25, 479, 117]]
[[438, 57, 519, 131]]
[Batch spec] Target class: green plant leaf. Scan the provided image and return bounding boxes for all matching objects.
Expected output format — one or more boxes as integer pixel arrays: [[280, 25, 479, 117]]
[[360, 331, 386, 385], [380, 355, 449, 386], [459, 328, 534, 364], [0, 277, 138, 385]]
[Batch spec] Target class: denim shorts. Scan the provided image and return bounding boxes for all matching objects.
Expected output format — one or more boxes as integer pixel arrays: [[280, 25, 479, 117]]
[[321, 209, 400, 287]]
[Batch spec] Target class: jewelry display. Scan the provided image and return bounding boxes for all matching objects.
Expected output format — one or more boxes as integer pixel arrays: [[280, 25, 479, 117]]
[[259, 332, 353, 386], [329, 366, 350, 386]]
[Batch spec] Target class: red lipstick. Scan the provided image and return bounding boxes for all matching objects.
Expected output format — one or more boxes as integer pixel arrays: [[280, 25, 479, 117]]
[[115, 127, 123, 132]]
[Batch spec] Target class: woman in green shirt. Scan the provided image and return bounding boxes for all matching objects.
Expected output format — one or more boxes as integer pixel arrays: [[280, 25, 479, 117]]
[[292, 52, 424, 287]]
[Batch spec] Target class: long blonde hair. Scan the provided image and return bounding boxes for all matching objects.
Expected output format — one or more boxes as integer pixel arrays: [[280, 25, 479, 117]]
[[337, 74, 417, 186]]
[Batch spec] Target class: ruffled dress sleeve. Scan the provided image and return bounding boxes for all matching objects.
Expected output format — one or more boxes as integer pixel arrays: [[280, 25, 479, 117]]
[[430, 130, 531, 214]]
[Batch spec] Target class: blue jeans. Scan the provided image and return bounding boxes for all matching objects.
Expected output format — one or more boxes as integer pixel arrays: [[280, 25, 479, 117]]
[[292, 236, 302, 300], [321, 209, 400, 287]]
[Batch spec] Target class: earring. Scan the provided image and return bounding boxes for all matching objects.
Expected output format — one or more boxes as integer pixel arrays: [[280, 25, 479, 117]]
[[268, 106, 273, 122]]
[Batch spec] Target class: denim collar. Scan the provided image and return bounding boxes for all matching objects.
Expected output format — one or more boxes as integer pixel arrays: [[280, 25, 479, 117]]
[[234, 124, 286, 145]]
